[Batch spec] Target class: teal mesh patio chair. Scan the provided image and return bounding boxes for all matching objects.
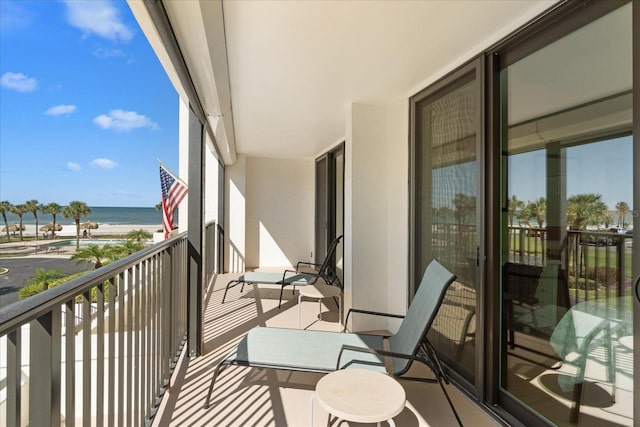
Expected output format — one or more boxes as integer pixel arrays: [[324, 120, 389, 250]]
[[204, 259, 462, 426], [222, 235, 343, 308]]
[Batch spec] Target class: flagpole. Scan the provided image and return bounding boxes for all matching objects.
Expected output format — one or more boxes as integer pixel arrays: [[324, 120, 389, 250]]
[[157, 158, 189, 187]]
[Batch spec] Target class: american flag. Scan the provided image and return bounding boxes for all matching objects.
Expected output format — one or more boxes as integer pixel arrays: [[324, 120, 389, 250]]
[[160, 164, 188, 238]]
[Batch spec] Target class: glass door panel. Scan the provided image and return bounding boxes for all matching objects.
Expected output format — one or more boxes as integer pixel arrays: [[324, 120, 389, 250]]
[[315, 155, 329, 264], [500, 4, 634, 425], [333, 148, 344, 282], [412, 61, 481, 384]]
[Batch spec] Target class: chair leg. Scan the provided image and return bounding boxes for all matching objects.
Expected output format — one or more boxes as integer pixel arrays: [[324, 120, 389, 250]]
[[423, 340, 462, 426], [203, 362, 230, 409], [605, 327, 616, 403], [435, 373, 463, 427], [222, 280, 239, 304], [570, 381, 583, 423]]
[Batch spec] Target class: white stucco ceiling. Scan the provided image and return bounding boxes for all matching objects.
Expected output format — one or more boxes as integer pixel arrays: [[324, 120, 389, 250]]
[[142, 0, 560, 163]]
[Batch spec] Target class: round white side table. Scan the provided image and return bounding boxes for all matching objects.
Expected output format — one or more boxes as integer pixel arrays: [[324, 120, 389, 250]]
[[298, 284, 342, 329], [309, 369, 406, 426]]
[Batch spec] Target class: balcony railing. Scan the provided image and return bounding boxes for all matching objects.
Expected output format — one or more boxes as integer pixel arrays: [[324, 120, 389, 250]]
[[508, 226, 633, 303], [0, 232, 190, 426]]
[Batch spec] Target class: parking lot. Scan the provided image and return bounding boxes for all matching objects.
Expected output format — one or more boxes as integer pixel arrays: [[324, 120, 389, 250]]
[[0, 257, 92, 309]]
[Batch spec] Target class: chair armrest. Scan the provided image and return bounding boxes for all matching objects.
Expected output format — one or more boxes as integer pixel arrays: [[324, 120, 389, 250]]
[[282, 269, 321, 283], [336, 344, 423, 371], [343, 308, 405, 332], [296, 261, 321, 271]]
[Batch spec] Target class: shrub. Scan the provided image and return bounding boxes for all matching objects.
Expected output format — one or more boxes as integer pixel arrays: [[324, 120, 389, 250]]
[[18, 271, 88, 299]]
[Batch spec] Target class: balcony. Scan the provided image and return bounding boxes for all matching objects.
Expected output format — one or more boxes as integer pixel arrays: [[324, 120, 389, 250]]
[[152, 274, 497, 426], [0, 225, 497, 426], [1, 220, 633, 425]]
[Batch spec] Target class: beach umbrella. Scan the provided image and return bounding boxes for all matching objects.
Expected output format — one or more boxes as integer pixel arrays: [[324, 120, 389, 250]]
[[40, 223, 63, 232], [80, 221, 99, 236], [2, 223, 25, 235]]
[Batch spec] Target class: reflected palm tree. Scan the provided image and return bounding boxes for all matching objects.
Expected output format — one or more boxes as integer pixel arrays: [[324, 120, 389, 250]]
[[615, 201, 629, 229]]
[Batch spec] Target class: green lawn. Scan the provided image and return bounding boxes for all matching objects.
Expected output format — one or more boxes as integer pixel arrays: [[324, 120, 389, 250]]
[[511, 235, 632, 278]]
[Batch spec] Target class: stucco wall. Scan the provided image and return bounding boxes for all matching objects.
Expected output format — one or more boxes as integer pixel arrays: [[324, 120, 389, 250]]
[[245, 156, 314, 268], [346, 101, 408, 332]]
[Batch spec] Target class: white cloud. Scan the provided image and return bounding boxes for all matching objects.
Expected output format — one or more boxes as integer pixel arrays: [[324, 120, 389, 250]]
[[90, 158, 118, 169], [63, 0, 133, 42], [67, 162, 82, 171], [0, 72, 37, 92], [92, 47, 125, 59], [0, 1, 32, 31], [93, 109, 158, 132], [45, 104, 77, 116]]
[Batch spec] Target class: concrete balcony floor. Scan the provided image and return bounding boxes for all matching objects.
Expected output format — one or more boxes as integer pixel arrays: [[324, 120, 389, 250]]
[[152, 272, 499, 426]]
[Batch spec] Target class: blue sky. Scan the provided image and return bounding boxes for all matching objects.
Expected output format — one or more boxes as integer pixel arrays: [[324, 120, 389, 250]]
[[509, 135, 633, 210], [0, 0, 178, 208]]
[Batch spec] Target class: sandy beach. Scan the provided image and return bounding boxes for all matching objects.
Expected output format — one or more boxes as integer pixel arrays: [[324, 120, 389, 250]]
[[3, 223, 162, 239], [0, 223, 164, 257]]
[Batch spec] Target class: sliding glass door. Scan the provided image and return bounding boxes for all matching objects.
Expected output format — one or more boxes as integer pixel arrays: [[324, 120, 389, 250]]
[[497, 3, 634, 425], [410, 59, 483, 389], [316, 143, 344, 281]]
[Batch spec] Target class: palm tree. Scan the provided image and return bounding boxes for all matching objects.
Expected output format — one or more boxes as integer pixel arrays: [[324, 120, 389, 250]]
[[9, 204, 27, 241], [115, 240, 144, 257], [71, 244, 116, 269], [508, 195, 524, 227], [62, 201, 92, 249], [603, 212, 615, 229], [24, 199, 40, 241], [453, 193, 476, 225], [42, 202, 62, 238], [567, 193, 609, 286], [517, 204, 531, 227], [566, 193, 608, 230], [0, 201, 12, 242], [26, 268, 65, 291], [110, 229, 153, 258], [126, 229, 152, 245], [615, 201, 630, 229], [527, 197, 546, 228]]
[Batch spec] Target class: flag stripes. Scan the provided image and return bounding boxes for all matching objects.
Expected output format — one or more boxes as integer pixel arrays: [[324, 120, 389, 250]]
[[159, 164, 188, 238]]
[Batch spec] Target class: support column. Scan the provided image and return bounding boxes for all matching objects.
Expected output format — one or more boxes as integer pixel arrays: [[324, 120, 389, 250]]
[[187, 106, 204, 357]]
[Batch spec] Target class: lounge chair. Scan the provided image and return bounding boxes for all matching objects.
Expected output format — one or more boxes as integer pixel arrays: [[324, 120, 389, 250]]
[[549, 301, 624, 423], [204, 259, 462, 426], [222, 235, 343, 308]]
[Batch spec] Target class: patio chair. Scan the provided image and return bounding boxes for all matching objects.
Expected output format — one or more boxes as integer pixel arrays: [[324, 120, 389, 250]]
[[549, 305, 620, 423], [204, 259, 463, 426], [221, 235, 343, 308]]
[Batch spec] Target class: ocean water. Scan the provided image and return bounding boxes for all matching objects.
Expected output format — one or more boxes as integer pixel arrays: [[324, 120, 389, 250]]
[[3, 206, 164, 226]]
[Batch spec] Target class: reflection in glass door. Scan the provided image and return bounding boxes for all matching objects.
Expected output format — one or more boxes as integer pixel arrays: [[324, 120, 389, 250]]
[[315, 143, 344, 282], [499, 4, 634, 425], [411, 59, 482, 386]]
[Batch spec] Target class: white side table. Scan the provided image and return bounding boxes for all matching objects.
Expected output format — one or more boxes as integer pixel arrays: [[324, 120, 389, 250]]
[[309, 369, 406, 427], [298, 284, 342, 329]]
